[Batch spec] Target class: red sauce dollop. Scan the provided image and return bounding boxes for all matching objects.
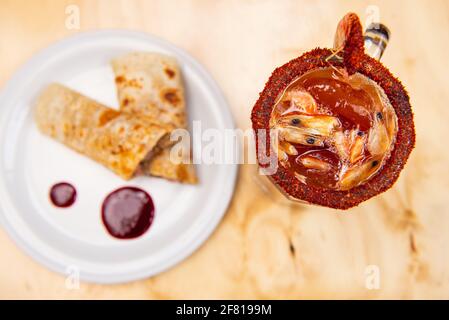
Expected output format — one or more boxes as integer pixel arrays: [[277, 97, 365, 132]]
[[101, 187, 155, 239], [49, 182, 77, 208]]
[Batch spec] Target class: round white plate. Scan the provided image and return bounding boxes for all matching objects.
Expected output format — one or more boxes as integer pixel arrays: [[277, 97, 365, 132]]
[[0, 30, 237, 284]]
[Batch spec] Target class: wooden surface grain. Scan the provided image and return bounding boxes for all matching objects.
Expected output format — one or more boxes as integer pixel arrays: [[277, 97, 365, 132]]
[[1, 0, 449, 299]]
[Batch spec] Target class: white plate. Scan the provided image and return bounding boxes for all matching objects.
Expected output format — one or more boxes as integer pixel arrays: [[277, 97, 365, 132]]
[[0, 30, 237, 284]]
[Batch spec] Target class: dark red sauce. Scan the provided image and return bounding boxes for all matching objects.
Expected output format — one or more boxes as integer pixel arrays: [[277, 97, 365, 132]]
[[49, 182, 77, 208], [290, 147, 341, 189], [298, 68, 374, 131], [271, 67, 397, 190], [101, 187, 155, 239]]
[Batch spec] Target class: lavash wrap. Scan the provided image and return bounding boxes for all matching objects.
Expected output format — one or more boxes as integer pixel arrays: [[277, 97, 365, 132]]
[[111, 52, 197, 184], [35, 84, 171, 180]]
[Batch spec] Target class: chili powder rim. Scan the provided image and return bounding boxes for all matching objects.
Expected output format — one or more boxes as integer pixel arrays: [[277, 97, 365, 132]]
[[251, 48, 415, 210]]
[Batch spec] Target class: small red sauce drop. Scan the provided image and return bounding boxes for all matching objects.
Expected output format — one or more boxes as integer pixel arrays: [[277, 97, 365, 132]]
[[49, 182, 77, 208], [101, 187, 155, 239]]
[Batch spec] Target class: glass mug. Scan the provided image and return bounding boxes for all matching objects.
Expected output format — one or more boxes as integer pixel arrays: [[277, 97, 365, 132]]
[[250, 14, 411, 210]]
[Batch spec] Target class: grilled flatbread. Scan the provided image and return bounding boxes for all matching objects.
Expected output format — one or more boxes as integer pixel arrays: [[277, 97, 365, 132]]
[[35, 83, 171, 180], [111, 52, 197, 184]]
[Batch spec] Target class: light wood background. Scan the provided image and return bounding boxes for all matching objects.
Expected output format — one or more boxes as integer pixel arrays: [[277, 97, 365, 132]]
[[1, 0, 448, 299]]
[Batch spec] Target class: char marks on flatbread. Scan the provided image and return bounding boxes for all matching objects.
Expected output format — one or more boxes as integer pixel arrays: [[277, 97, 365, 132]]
[[35, 84, 171, 180], [112, 52, 197, 184]]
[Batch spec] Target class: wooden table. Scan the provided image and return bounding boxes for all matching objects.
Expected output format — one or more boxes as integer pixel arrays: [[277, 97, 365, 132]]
[[1, 0, 448, 299]]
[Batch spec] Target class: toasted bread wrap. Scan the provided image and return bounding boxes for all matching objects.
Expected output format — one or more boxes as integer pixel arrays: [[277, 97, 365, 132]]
[[35, 84, 171, 180], [111, 52, 197, 184]]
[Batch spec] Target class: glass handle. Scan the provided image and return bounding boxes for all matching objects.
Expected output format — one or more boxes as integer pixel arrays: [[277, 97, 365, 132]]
[[364, 23, 390, 61]]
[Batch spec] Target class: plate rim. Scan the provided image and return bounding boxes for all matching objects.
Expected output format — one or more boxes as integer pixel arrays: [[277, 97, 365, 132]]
[[0, 29, 238, 284]]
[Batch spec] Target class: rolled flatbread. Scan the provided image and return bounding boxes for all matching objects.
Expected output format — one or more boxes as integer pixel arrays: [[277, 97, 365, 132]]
[[35, 83, 171, 180], [111, 52, 197, 184]]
